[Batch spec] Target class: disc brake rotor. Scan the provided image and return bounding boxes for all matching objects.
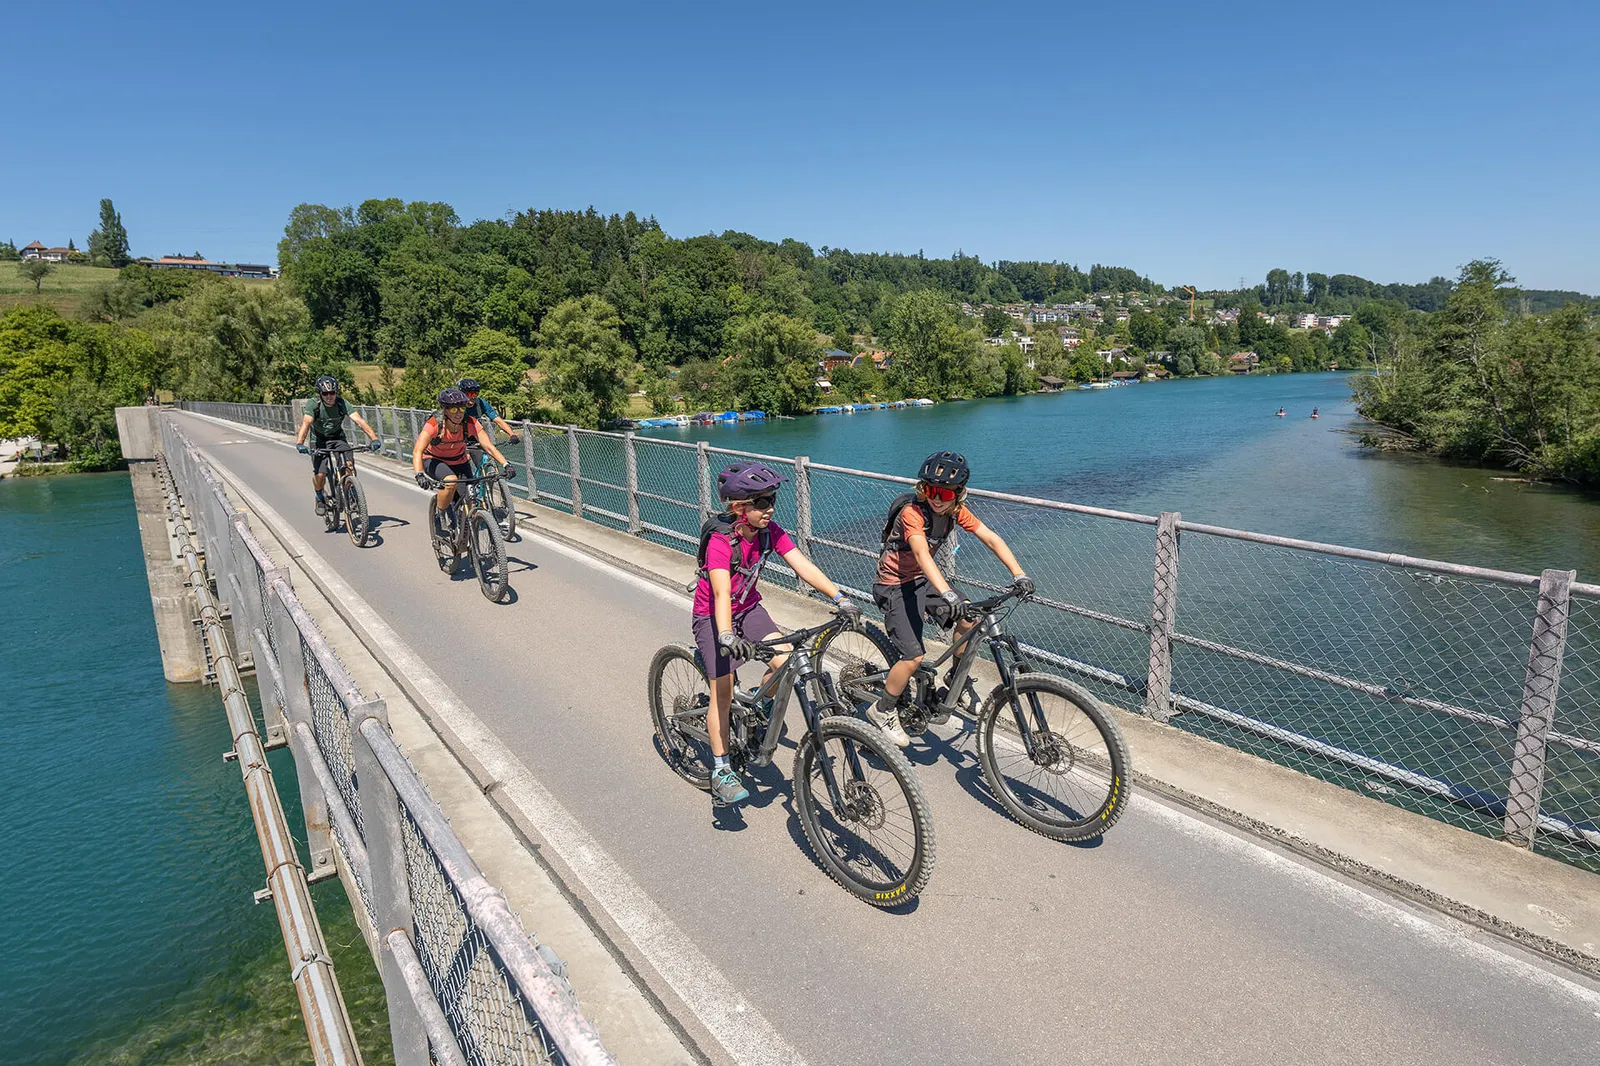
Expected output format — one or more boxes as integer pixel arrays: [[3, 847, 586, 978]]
[[1032, 730, 1075, 775], [841, 779, 886, 829]]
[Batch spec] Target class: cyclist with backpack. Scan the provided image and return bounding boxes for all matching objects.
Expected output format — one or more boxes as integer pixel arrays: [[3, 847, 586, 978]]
[[458, 378, 523, 444], [694, 461, 861, 805], [411, 388, 517, 538], [869, 451, 1032, 747], [294, 376, 382, 516]]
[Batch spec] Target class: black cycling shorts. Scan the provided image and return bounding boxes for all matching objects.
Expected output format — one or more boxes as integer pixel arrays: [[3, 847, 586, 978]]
[[310, 437, 347, 477], [423, 457, 473, 483], [873, 577, 969, 660]]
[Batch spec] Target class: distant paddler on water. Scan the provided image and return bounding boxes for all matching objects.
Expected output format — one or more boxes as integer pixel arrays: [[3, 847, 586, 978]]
[[1276, 407, 1286, 417], [1311, 407, 1320, 419]]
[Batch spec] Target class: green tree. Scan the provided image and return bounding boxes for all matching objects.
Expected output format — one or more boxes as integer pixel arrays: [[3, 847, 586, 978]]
[[88, 199, 132, 267], [886, 290, 978, 399], [723, 312, 821, 414], [1128, 310, 1165, 350], [456, 327, 532, 415], [1167, 324, 1206, 375], [533, 295, 635, 426], [150, 279, 321, 401], [981, 306, 1011, 337], [18, 258, 54, 294]]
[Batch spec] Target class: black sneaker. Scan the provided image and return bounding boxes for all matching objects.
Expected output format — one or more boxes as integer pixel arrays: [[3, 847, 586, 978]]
[[314, 495, 327, 516]]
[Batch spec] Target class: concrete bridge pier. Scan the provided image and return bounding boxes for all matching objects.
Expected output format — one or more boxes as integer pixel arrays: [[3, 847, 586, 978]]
[[120, 406, 206, 683]]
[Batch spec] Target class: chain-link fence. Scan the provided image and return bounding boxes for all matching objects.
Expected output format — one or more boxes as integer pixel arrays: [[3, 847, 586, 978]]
[[161, 413, 617, 1066], [175, 401, 1600, 871]]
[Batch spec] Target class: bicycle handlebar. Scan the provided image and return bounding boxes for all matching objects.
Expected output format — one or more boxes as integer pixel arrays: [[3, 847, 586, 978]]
[[747, 608, 860, 659]]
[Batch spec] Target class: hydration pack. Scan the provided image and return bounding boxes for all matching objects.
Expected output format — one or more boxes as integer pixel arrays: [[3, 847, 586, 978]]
[[880, 492, 956, 554], [688, 513, 775, 605]]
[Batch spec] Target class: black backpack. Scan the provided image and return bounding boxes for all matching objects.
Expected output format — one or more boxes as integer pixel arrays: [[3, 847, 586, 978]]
[[880, 492, 956, 554], [688, 512, 775, 601]]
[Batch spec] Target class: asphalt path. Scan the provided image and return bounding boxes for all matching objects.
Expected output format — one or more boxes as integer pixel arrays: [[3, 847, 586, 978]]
[[181, 413, 1600, 1066]]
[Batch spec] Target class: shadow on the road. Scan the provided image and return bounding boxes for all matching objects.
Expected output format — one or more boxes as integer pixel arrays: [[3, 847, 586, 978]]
[[366, 513, 408, 532], [504, 553, 539, 575]]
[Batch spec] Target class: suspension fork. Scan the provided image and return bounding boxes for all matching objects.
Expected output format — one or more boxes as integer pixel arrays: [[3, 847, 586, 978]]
[[794, 653, 862, 813], [989, 627, 1048, 756]]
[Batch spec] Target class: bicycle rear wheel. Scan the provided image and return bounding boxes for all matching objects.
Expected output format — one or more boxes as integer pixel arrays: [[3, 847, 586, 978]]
[[975, 673, 1130, 841], [647, 644, 714, 790], [489, 476, 518, 540], [813, 621, 897, 708], [793, 716, 934, 907], [342, 473, 370, 546], [467, 509, 509, 602]]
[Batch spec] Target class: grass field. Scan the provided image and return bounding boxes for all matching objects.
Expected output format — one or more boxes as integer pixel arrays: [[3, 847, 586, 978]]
[[0, 262, 121, 316]]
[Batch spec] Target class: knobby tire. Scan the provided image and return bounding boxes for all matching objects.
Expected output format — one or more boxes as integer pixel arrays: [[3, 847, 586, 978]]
[[975, 673, 1130, 841], [793, 716, 935, 907], [647, 644, 714, 790], [467, 509, 509, 602], [489, 476, 518, 540], [343, 472, 370, 547]]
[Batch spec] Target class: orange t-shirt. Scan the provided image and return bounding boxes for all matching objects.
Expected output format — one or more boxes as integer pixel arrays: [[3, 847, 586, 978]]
[[876, 502, 981, 586]]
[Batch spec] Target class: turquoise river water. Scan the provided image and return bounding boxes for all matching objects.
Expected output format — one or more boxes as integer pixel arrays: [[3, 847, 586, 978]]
[[4, 372, 1597, 1062]]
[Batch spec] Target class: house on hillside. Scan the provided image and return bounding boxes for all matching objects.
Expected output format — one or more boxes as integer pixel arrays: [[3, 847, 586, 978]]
[[1229, 351, 1260, 374], [139, 256, 279, 279], [21, 241, 73, 262], [820, 349, 855, 371], [1037, 376, 1066, 392]]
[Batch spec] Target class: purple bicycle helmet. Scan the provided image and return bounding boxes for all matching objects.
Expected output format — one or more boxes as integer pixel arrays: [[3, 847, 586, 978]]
[[717, 461, 787, 501]]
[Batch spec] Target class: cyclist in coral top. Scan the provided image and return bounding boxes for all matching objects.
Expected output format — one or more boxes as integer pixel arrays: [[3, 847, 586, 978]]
[[870, 451, 1032, 746], [411, 388, 516, 538]]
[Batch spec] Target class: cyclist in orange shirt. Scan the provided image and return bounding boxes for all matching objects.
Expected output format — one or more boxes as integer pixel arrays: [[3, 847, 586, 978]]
[[869, 451, 1031, 746]]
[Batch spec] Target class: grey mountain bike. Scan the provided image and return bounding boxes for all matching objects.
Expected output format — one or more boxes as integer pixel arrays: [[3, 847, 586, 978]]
[[468, 443, 517, 540], [648, 610, 936, 907], [313, 441, 370, 547], [426, 469, 510, 603], [818, 586, 1130, 842]]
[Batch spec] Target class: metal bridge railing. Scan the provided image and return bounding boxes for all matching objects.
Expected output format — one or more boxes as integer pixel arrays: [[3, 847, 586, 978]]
[[161, 412, 617, 1066], [175, 400, 1600, 870]]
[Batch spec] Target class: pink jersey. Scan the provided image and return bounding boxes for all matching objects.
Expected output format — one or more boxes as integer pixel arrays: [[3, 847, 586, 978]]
[[692, 522, 796, 616]]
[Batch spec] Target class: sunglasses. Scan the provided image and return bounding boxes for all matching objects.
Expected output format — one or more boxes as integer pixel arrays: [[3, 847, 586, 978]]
[[746, 494, 778, 512], [924, 485, 961, 503]]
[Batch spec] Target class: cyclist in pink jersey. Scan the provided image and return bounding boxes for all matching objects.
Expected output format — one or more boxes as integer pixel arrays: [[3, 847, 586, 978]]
[[693, 461, 860, 804]]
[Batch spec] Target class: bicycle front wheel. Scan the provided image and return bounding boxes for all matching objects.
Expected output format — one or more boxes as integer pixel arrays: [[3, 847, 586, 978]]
[[647, 644, 714, 790], [342, 473, 370, 547], [489, 476, 518, 540], [467, 509, 509, 602], [793, 716, 934, 907], [975, 673, 1130, 841], [427, 498, 458, 573]]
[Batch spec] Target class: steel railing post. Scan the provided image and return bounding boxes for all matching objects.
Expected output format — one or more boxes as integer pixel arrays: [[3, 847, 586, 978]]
[[406, 408, 419, 453], [353, 713, 432, 1066], [389, 405, 401, 459], [696, 441, 711, 526], [1503, 568, 1576, 848], [267, 581, 336, 878], [567, 426, 584, 518], [794, 455, 813, 558], [624, 432, 641, 534], [1145, 511, 1182, 723], [521, 421, 536, 501]]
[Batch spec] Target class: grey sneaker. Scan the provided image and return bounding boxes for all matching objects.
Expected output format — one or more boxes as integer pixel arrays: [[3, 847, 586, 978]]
[[710, 766, 749, 805], [868, 697, 912, 748], [314, 494, 327, 516]]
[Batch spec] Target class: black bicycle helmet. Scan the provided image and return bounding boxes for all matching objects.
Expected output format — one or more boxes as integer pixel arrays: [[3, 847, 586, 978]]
[[314, 375, 339, 395], [438, 387, 469, 407], [717, 462, 787, 501], [918, 450, 970, 489], [457, 377, 482, 392]]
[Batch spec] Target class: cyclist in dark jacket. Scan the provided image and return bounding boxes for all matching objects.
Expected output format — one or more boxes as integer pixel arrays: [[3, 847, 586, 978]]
[[458, 378, 522, 444], [294, 376, 381, 515]]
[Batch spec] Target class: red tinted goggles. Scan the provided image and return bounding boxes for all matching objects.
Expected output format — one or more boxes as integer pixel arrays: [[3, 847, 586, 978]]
[[923, 484, 961, 503]]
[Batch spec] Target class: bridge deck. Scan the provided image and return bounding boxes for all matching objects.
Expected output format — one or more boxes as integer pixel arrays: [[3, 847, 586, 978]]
[[175, 412, 1600, 1066]]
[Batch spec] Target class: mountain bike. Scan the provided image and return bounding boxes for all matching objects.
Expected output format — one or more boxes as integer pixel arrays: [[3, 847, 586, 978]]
[[648, 610, 936, 907], [819, 586, 1130, 842], [313, 441, 370, 547], [467, 443, 517, 540], [426, 469, 511, 602]]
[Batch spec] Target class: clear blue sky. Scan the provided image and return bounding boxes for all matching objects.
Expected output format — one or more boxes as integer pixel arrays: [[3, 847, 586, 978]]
[[6, 1, 1597, 292]]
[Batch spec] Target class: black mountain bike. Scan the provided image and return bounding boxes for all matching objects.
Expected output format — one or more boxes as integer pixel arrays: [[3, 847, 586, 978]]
[[313, 442, 370, 547], [427, 470, 510, 602], [819, 586, 1130, 842], [648, 610, 936, 907], [468, 443, 517, 540]]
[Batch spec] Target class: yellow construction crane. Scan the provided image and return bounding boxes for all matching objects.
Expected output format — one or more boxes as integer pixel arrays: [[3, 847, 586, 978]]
[[1180, 286, 1197, 322]]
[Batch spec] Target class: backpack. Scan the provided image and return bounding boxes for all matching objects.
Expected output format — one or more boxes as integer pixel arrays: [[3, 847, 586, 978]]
[[881, 492, 957, 554], [688, 512, 775, 604]]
